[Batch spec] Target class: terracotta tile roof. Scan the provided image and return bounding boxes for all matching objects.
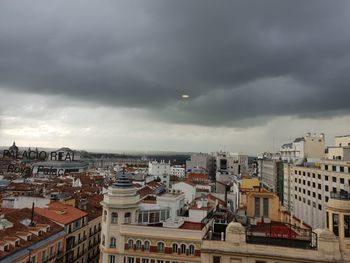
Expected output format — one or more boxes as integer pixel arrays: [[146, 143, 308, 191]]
[[0, 208, 63, 259], [35, 201, 87, 225]]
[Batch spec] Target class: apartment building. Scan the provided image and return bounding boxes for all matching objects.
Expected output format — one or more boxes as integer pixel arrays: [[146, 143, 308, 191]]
[[257, 158, 284, 202], [148, 160, 171, 188], [100, 172, 212, 263], [285, 135, 350, 229], [35, 201, 101, 263], [0, 208, 65, 263], [280, 133, 325, 163]]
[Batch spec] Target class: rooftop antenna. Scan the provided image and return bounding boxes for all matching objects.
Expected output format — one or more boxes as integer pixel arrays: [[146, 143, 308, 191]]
[[30, 202, 35, 226]]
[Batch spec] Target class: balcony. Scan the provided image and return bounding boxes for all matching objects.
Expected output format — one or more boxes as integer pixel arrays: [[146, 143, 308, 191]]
[[330, 191, 350, 200], [245, 221, 317, 250]]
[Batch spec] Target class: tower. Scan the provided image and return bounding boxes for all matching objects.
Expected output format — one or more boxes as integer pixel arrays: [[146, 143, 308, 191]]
[[100, 171, 140, 263]]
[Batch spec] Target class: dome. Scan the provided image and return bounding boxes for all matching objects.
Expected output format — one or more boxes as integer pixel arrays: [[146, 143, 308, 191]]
[[114, 171, 133, 188], [9, 141, 18, 152]]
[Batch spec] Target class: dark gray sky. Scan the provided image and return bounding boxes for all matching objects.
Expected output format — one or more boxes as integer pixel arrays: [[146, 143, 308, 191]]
[[1, 1, 350, 153]]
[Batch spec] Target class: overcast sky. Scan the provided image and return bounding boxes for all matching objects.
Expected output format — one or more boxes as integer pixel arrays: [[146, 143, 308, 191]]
[[1, 1, 350, 154]]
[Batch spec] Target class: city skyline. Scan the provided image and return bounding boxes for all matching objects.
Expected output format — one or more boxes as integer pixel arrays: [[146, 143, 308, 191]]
[[1, 1, 350, 154]]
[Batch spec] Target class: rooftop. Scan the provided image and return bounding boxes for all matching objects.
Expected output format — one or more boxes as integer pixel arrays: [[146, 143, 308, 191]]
[[35, 201, 87, 225]]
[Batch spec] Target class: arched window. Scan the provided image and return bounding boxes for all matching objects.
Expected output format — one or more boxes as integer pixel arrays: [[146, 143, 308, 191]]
[[125, 212, 131, 224], [111, 212, 118, 224], [189, 244, 195, 255], [103, 210, 107, 222], [172, 243, 178, 253], [180, 244, 186, 254], [110, 237, 116, 248], [157, 241, 165, 253], [144, 240, 150, 251], [128, 239, 134, 249], [136, 240, 142, 249]]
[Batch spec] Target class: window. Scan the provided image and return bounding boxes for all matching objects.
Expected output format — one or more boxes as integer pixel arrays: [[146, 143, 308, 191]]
[[325, 165, 328, 171], [340, 178, 345, 184], [128, 239, 134, 248], [318, 204, 322, 210], [189, 244, 195, 255], [318, 174, 321, 179], [326, 196, 329, 202], [307, 190, 310, 196], [303, 189, 305, 194], [103, 210, 107, 222], [344, 215, 350, 238], [157, 242, 165, 253], [144, 241, 150, 251], [213, 256, 221, 263], [318, 194, 322, 200], [340, 166, 344, 173], [333, 187, 337, 193], [333, 214, 339, 236], [128, 257, 135, 263], [180, 244, 186, 254], [254, 197, 260, 217], [102, 234, 105, 246], [303, 180, 305, 185], [312, 173, 315, 179], [136, 240, 142, 249], [307, 181, 310, 186], [125, 212, 131, 224], [263, 198, 269, 217], [42, 250, 47, 262], [325, 185, 329, 192], [172, 243, 178, 253], [332, 166, 336, 172], [326, 212, 329, 228], [142, 259, 149, 263], [111, 212, 118, 224], [312, 192, 316, 198], [312, 182, 315, 188], [332, 177, 337, 183], [30, 256, 36, 263], [110, 237, 116, 248], [325, 175, 328, 181], [109, 255, 116, 263]]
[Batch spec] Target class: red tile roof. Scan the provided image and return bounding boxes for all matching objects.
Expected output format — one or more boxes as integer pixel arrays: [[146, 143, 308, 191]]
[[35, 201, 87, 225]]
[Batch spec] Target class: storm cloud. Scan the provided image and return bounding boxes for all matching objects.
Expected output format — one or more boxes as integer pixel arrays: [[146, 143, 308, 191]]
[[1, 0, 350, 127]]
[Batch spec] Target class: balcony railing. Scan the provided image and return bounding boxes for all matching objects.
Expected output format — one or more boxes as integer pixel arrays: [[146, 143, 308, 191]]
[[330, 191, 350, 200]]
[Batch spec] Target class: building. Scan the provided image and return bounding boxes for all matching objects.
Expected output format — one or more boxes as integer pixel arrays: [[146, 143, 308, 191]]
[[0, 208, 65, 263], [285, 135, 350, 229], [35, 201, 101, 263], [170, 165, 186, 178], [186, 153, 214, 179], [213, 152, 248, 182], [148, 160, 171, 188], [326, 191, 350, 261], [258, 158, 284, 202], [201, 221, 343, 263], [279, 133, 325, 163], [100, 173, 209, 263]]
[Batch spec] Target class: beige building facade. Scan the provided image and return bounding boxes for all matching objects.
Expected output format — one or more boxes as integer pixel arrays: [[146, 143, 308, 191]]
[[100, 173, 205, 263]]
